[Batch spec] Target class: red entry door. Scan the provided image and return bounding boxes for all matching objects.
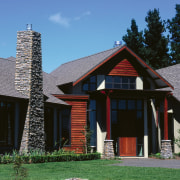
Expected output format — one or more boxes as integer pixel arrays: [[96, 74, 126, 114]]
[[118, 111, 137, 156], [119, 137, 136, 156]]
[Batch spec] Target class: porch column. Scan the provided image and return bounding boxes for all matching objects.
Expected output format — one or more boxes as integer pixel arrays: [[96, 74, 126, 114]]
[[106, 94, 111, 140], [160, 95, 173, 158], [101, 90, 114, 158], [164, 96, 168, 140], [144, 99, 148, 158]]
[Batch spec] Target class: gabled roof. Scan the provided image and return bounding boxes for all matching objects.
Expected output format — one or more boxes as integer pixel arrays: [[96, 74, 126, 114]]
[[50, 45, 173, 89], [50, 45, 124, 85], [157, 64, 180, 101], [0, 57, 67, 105]]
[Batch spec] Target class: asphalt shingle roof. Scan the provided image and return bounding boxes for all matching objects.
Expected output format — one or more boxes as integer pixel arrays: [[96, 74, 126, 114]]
[[0, 57, 27, 99], [0, 57, 67, 105], [157, 64, 180, 101], [50, 45, 124, 85]]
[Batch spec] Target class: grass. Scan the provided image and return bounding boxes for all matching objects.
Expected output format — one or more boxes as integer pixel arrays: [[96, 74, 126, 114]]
[[0, 159, 180, 180]]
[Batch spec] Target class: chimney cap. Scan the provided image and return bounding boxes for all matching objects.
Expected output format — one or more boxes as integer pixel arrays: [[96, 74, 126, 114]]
[[114, 41, 122, 47], [26, 24, 32, 31]]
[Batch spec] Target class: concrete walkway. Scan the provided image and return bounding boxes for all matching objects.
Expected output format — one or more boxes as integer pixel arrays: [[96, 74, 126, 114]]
[[113, 158, 180, 169]]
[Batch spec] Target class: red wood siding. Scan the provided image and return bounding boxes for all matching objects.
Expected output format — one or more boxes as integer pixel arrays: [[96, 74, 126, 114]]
[[54, 95, 89, 153], [108, 59, 139, 76], [65, 100, 87, 153]]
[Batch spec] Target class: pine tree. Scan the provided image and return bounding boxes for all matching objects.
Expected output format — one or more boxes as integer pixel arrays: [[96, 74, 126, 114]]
[[144, 9, 169, 69], [167, 4, 180, 64], [122, 19, 145, 59]]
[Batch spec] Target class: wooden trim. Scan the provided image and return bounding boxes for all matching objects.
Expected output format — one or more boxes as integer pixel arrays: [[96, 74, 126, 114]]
[[53, 94, 89, 101]]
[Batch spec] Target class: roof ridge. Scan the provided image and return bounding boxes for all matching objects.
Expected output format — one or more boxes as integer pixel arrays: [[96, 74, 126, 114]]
[[59, 45, 123, 67]]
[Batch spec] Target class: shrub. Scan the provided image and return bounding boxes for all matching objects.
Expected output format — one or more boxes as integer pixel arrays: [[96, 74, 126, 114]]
[[0, 150, 101, 164], [13, 156, 28, 180]]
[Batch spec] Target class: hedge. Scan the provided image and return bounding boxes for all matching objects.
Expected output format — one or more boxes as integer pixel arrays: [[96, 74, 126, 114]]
[[0, 153, 101, 164]]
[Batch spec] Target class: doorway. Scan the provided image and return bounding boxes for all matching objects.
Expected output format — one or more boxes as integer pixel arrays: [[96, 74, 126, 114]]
[[111, 99, 144, 156]]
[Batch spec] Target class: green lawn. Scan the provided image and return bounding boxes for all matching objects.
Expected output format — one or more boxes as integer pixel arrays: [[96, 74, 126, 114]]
[[0, 159, 180, 180]]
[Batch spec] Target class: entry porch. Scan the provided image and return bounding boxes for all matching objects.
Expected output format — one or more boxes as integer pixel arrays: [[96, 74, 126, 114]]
[[89, 89, 173, 158]]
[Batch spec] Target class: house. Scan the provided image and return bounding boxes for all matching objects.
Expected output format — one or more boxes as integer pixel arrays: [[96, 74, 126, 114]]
[[0, 27, 179, 158]]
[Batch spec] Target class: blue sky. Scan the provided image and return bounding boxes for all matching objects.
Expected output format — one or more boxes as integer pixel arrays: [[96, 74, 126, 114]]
[[0, 0, 179, 73]]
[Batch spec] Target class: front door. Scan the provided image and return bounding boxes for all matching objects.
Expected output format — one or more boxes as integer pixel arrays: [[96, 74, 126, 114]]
[[118, 111, 137, 156], [111, 99, 143, 156], [119, 137, 136, 156]]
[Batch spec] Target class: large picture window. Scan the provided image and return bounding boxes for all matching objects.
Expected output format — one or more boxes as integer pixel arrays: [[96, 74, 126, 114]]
[[0, 101, 14, 146], [89, 100, 97, 147], [105, 76, 136, 89]]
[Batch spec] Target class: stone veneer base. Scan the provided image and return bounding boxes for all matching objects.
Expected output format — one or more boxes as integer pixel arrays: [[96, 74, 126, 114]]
[[103, 140, 115, 159], [160, 140, 173, 159]]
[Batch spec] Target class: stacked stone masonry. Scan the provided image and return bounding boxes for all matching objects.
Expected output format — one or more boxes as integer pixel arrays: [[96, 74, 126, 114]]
[[104, 140, 115, 159], [160, 140, 173, 159], [15, 30, 45, 152]]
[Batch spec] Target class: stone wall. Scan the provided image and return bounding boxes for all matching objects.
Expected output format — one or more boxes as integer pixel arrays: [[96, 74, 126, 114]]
[[160, 140, 173, 159], [103, 140, 114, 159], [15, 30, 45, 152]]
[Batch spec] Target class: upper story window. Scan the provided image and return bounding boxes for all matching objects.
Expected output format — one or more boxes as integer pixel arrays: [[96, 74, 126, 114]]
[[82, 76, 97, 91], [105, 76, 136, 89]]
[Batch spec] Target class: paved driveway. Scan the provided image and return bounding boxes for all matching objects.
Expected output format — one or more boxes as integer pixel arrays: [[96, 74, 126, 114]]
[[113, 158, 180, 169]]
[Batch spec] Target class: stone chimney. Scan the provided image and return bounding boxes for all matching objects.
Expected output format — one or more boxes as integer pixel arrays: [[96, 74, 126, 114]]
[[15, 25, 45, 152]]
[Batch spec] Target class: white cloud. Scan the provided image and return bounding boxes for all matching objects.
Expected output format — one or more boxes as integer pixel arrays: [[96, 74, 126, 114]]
[[49, 13, 70, 27], [74, 11, 91, 21], [49, 11, 91, 27]]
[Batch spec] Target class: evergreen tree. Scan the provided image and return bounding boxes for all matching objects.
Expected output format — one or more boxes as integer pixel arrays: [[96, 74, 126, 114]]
[[167, 4, 180, 64], [122, 19, 145, 59], [144, 9, 169, 69]]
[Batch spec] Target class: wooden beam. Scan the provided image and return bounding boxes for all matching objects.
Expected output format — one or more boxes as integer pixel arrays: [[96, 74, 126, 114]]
[[106, 94, 111, 140], [164, 96, 168, 140]]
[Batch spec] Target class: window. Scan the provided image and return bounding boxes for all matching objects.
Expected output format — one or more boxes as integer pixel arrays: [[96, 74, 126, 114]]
[[82, 76, 97, 91], [105, 76, 136, 89], [89, 100, 97, 146], [0, 101, 14, 146], [61, 109, 71, 146]]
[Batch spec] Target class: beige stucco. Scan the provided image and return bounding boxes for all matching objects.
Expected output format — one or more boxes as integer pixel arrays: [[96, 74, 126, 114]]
[[144, 99, 148, 158], [136, 77, 143, 90], [150, 99, 159, 153], [97, 75, 105, 90], [174, 116, 180, 153], [97, 121, 106, 154]]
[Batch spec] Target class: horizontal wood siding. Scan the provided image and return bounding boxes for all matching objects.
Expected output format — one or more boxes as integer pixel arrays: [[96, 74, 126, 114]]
[[109, 59, 139, 76], [54, 94, 89, 153], [68, 101, 87, 153]]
